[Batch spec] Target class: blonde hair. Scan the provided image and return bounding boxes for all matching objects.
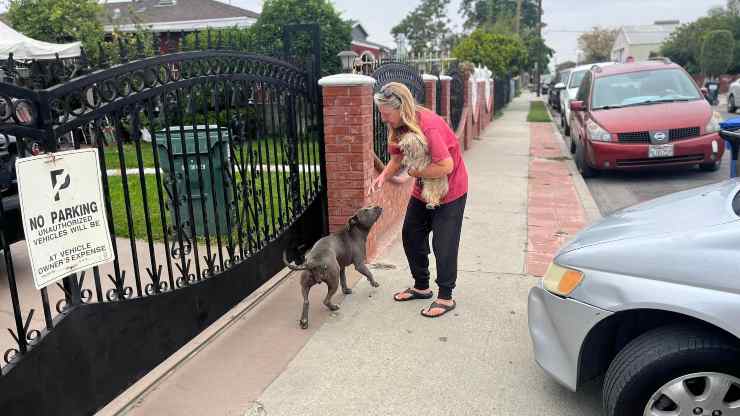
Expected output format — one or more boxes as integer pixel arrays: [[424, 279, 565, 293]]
[[373, 82, 428, 144]]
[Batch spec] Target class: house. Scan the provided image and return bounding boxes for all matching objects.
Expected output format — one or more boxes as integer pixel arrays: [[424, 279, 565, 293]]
[[610, 20, 680, 63], [350, 23, 392, 65], [100, 0, 259, 51]]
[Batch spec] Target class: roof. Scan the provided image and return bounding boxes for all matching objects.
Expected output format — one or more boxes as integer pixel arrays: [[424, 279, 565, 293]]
[[101, 0, 259, 32], [350, 23, 391, 51], [593, 61, 681, 78], [570, 61, 615, 73], [351, 23, 369, 41], [352, 39, 392, 52], [620, 23, 678, 46]]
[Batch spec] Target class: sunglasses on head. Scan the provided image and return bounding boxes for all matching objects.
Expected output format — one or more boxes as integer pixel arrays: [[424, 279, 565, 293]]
[[379, 85, 401, 101]]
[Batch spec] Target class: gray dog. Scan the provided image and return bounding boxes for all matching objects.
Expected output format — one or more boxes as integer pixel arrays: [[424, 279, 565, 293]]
[[284, 205, 383, 329]]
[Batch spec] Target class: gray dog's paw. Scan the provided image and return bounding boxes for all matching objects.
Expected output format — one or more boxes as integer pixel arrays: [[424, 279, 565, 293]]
[[370, 280, 380, 288], [300, 319, 309, 329], [327, 303, 340, 311], [343, 288, 353, 294]]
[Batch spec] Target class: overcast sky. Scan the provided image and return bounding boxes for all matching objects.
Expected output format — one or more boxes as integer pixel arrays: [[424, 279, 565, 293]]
[[1, 1, 728, 70], [225, 0, 726, 69]]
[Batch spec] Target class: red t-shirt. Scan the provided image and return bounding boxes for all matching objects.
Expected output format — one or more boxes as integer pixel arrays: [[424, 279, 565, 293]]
[[390, 110, 469, 204]]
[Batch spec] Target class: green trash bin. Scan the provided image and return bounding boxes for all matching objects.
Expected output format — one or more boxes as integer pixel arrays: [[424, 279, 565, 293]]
[[155, 125, 233, 236]]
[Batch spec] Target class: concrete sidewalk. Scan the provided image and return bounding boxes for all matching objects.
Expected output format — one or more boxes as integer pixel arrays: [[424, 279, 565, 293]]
[[105, 92, 602, 416]]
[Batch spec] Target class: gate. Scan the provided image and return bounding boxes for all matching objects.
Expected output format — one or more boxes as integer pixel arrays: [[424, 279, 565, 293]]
[[369, 63, 425, 164], [0, 25, 326, 415], [448, 65, 465, 131]]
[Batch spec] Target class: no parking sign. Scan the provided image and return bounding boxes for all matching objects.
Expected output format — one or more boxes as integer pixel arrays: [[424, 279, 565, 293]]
[[16, 148, 115, 289]]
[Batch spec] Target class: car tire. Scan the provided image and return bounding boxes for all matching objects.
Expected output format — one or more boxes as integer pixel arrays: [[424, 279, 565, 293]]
[[575, 138, 596, 177], [603, 325, 740, 416], [569, 135, 576, 154], [563, 118, 571, 137], [729, 94, 737, 113], [700, 160, 721, 171]]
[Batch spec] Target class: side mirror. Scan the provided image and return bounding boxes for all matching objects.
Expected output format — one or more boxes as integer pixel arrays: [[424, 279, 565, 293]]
[[701, 87, 708, 97], [570, 101, 585, 112], [555, 82, 565, 89]]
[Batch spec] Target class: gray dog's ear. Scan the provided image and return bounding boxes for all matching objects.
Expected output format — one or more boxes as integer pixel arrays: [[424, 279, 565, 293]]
[[348, 214, 359, 226]]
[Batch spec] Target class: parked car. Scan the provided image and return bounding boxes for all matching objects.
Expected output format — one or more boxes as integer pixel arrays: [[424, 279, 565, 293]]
[[540, 74, 552, 95], [560, 62, 615, 136], [568, 60, 724, 177], [528, 178, 740, 416], [549, 69, 570, 112], [728, 77, 740, 113]]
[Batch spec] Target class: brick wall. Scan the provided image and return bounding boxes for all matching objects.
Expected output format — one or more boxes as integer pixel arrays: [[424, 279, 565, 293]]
[[423, 76, 437, 113]]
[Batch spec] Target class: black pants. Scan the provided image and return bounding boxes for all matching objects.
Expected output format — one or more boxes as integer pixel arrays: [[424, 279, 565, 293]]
[[402, 194, 466, 300]]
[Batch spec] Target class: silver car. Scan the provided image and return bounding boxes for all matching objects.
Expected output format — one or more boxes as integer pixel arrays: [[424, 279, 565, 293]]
[[528, 179, 740, 416]]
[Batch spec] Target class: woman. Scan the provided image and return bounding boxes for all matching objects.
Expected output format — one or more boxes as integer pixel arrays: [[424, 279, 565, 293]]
[[369, 82, 468, 318]]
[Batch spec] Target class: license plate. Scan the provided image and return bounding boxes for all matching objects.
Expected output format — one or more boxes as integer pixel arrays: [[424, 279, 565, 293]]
[[648, 144, 674, 158]]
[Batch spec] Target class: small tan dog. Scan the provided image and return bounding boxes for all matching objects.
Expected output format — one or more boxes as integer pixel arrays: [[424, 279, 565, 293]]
[[397, 131, 449, 209]]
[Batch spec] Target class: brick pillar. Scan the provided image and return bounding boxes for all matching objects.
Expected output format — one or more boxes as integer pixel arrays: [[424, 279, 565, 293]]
[[422, 74, 437, 113], [439, 75, 451, 125], [318, 74, 376, 233]]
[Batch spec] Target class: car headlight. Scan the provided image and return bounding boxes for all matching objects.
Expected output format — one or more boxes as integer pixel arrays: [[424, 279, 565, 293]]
[[586, 119, 612, 142], [705, 111, 722, 134], [543, 263, 584, 297]]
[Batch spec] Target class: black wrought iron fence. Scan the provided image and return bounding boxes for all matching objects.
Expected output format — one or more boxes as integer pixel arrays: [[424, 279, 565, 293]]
[[370, 62, 426, 164], [448, 65, 465, 131], [494, 75, 513, 115], [0, 25, 327, 416]]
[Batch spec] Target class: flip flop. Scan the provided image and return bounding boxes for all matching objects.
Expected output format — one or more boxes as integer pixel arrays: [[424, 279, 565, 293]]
[[420, 300, 456, 318], [393, 288, 434, 302]]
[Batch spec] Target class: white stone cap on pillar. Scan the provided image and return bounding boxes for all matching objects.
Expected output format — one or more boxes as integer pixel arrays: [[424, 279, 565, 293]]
[[422, 74, 438, 81], [439, 75, 452, 81], [318, 73, 376, 86]]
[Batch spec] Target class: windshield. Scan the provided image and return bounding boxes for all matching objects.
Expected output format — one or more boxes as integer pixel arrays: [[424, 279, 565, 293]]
[[569, 70, 587, 88], [591, 68, 702, 109], [557, 70, 571, 85]]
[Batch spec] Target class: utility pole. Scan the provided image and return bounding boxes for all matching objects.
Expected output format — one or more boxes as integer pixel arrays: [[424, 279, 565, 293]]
[[536, 0, 543, 97], [515, 0, 523, 34]]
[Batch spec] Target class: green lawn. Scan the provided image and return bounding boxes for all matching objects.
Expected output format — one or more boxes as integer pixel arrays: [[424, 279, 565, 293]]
[[103, 137, 320, 171], [527, 101, 552, 122], [106, 170, 321, 245]]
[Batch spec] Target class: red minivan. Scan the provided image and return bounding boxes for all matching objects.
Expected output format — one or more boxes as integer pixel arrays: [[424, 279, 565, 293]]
[[568, 60, 724, 177]]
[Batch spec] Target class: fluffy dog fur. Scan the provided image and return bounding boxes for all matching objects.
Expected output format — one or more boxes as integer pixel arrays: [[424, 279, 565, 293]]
[[397, 132, 449, 208]]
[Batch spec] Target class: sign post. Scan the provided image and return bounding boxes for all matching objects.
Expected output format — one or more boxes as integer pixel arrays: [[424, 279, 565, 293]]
[[16, 148, 115, 290]]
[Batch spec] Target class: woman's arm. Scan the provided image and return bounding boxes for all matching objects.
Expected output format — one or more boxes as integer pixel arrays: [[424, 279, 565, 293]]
[[410, 157, 453, 179]]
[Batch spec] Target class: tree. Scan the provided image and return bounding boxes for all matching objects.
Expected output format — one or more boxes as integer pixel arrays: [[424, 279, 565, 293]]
[[459, 0, 539, 33], [578, 27, 618, 64], [661, 12, 740, 74], [556, 61, 577, 71], [6, 0, 104, 51], [523, 33, 554, 73], [452, 28, 527, 75], [251, 0, 352, 76], [701, 30, 735, 77], [391, 0, 456, 54]]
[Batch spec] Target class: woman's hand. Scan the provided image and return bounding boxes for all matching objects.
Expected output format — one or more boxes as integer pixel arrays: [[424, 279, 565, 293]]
[[407, 167, 421, 178], [368, 173, 386, 195]]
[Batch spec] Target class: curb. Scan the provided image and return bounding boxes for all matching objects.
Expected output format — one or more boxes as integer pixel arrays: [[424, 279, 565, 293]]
[[97, 267, 296, 416], [543, 102, 603, 223]]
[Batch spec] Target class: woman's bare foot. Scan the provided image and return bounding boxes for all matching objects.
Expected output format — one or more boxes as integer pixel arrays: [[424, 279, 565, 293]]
[[393, 287, 432, 301]]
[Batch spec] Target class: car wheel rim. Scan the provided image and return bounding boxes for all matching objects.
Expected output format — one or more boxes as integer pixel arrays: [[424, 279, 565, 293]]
[[643, 372, 740, 416]]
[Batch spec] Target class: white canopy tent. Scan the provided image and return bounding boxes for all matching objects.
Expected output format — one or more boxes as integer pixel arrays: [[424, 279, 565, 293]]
[[0, 21, 80, 61]]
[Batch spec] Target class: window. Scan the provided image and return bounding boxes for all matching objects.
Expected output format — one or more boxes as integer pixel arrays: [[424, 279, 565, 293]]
[[569, 70, 587, 88], [591, 69, 702, 109], [576, 72, 591, 102]]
